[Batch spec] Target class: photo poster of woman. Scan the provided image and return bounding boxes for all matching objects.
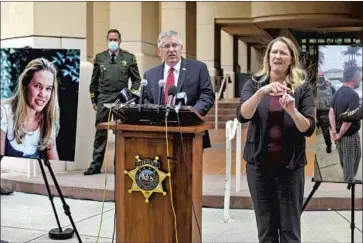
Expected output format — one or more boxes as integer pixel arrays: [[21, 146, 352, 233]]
[[315, 44, 362, 184], [0, 48, 80, 162]]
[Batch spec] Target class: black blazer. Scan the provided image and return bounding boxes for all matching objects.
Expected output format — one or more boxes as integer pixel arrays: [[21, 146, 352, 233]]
[[143, 57, 215, 148], [236, 77, 316, 170]]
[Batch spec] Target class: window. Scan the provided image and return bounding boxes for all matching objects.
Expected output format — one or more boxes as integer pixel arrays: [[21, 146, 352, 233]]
[[326, 38, 333, 44], [301, 45, 307, 53], [318, 39, 325, 44], [335, 38, 342, 44]]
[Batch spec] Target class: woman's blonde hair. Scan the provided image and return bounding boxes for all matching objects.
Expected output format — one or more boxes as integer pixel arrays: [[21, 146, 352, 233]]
[[4, 57, 60, 151], [254, 36, 307, 92]]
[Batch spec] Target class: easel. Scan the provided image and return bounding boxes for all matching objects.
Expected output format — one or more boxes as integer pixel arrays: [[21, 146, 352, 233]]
[[0, 155, 82, 242], [37, 158, 83, 242], [302, 178, 358, 243]]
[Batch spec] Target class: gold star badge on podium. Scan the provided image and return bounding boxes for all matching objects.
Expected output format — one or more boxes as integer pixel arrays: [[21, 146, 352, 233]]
[[124, 155, 170, 203]]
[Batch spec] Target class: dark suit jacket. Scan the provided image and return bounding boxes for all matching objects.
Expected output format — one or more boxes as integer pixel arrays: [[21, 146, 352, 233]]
[[143, 57, 215, 148], [236, 76, 316, 170]]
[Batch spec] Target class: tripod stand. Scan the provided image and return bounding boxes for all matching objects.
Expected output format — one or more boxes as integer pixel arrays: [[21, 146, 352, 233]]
[[302, 178, 357, 243], [37, 158, 82, 242]]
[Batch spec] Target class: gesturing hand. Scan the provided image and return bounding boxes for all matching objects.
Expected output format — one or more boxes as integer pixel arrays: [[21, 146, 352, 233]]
[[279, 90, 296, 114], [259, 82, 290, 97]]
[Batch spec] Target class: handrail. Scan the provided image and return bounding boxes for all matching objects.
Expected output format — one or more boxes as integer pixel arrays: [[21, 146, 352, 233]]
[[223, 118, 242, 222], [214, 74, 230, 130]]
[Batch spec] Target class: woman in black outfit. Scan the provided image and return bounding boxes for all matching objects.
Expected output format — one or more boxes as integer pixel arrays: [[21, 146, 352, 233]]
[[236, 36, 315, 243]]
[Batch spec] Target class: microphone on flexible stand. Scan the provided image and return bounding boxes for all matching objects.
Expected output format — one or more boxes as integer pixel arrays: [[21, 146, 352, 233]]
[[110, 87, 130, 109], [157, 79, 165, 113], [174, 92, 187, 114], [119, 88, 132, 102], [165, 85, 178, 117], [116, 88, 139, 108], [138, 79, 148, 112]]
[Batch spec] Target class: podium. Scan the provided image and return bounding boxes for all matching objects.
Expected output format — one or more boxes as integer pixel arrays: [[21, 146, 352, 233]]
[[98, 103, 212, 243]]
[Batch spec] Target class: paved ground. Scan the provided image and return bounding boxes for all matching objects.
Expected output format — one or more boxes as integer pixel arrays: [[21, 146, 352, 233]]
[[1, 192, 362, 243]]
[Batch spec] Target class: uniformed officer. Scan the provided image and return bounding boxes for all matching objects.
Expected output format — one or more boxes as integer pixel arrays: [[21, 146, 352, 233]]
[[317, 68, 336, 153], [84, 29, 141, 175]]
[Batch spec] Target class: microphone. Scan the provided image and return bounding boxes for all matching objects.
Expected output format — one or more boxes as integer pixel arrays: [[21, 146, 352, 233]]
[[111, 88, 127, 108], [119, 88, 133, 103], [129, 89, 140, 104], [117, 88, 140, 108], [138, 79, 148, 112], [174, 92, 187, 114], [165, 85, 178, 117], [157, 79, 165, 113]]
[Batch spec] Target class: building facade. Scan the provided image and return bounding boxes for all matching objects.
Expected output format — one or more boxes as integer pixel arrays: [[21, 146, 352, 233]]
[[1, 1, 362, 171], [2, 2, 363, 97]]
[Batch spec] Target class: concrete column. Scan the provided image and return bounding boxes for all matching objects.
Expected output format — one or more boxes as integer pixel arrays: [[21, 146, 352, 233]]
[[220, 30, 234, 99], [196, 2, 216, 90], [1, 2, 93, 174], [160, 2, 196, 59], [1, 2, 87, 61], [109, 2, 161, 76], [250, 46, 264, 73], [87, 2, 110, 62], [238, 40, 248, 73]]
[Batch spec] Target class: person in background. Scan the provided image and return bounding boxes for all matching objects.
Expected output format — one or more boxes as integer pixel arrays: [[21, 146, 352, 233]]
[[85, 29, 141, 175], [316, 68, 336, 153], [236, 36, 315, 243], [329, 65, 361, 183]]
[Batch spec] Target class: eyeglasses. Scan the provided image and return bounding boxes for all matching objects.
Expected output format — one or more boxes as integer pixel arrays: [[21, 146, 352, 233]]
[[161, 43, 180, 50]]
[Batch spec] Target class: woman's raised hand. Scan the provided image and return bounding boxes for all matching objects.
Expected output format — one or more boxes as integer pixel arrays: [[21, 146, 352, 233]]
[[258, 82, 290, 97]]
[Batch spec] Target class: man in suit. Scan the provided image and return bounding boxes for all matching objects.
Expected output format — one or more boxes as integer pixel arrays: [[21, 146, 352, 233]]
[[85, 29, 142, 175], [143, 30, 215, 148]]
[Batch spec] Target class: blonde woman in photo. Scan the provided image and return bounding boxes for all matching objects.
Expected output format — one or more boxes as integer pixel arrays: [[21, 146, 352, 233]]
[[0, 57, 60, 161]]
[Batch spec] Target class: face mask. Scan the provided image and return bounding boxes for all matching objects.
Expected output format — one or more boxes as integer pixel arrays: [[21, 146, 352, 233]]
[[108, 41, 119, 52]]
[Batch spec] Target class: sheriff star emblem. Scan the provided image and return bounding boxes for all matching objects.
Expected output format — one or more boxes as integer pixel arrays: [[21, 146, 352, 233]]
[[124, 155, 170, 203]]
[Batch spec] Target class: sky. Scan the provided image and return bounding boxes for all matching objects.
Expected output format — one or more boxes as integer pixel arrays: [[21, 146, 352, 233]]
[[320, 45, 362, 72]]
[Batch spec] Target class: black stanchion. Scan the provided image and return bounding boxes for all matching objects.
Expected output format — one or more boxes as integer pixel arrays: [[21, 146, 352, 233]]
[[350, 183, 355, 243], [302, 178, 357, 243], [37, 159, 82, 242], [302, 180, 321, 211]]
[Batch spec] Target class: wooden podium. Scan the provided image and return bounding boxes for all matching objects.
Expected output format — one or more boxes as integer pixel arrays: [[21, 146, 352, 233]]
[[98, 104, 212, 243]]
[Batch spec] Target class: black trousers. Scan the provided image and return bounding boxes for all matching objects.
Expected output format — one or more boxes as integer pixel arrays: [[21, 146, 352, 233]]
[[246, 162, 305, 243], [317, 110, 332, 147], [90, 93, 118, 170]]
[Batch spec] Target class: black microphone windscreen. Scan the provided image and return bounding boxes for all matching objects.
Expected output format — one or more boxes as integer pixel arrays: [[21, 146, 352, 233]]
[[120, 88, 133, 102], [168, 85, 178, 96]]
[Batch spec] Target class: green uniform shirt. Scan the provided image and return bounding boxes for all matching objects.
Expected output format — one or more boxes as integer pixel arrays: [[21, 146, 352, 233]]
[[89, 49, 141, 103]]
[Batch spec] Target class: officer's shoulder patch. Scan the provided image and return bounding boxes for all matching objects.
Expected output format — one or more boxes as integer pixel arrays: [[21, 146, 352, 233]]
[[132, 54, 137, 64], [121, 48, 130, 54]]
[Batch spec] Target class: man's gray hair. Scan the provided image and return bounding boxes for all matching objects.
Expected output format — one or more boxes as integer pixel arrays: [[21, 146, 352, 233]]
[[343, 65, 360, 82], [157, 30, 182, 48]]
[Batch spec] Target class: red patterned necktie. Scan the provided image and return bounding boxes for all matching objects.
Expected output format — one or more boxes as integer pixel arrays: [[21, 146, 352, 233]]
[[164, 67, 175, 104]]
